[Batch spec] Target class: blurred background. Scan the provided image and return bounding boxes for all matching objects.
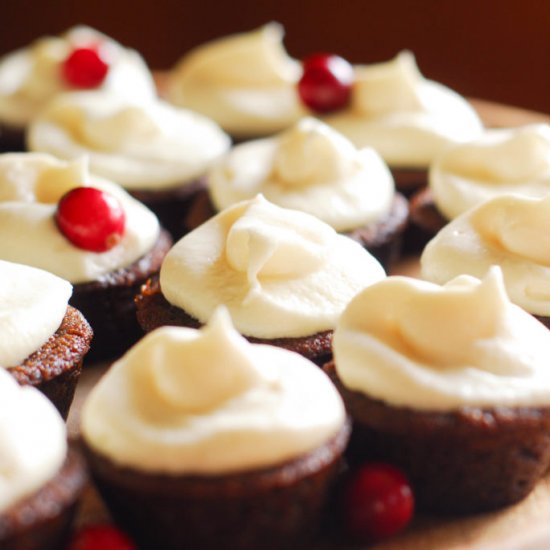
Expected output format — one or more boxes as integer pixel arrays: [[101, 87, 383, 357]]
[[3, 0, 549, 114]]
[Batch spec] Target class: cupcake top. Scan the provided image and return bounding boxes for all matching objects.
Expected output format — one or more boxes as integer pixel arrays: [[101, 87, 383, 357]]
[[82, 308, 345, 474], [0, 259, 71, 366], [165, 22, 307, 137], [0, 152, 159, 283], [323, 51, 483, 168], [209, 117, 394, 231], [0, 25, 156, 129], [0, 368, 66, 512], [333, 268, 550, 410], [27, 90, 231, 190], [160, 195, 385, 338], [421, 193, 550, 316], [430, 124, 550, 220]]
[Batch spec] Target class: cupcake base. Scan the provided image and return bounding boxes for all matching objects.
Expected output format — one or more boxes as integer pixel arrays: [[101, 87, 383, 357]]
[[324, 361, 550, 515], [406, 186, 448, 252], [130, 177, 206, 241], [390, 167, 428, 197], [185, 190, 409, 272], [71, 229, 172, 363], [83, 422, 350, 550], [136, 276, 334, 366], [0, 446, 87, 550], [8, 306, 92, 419], [0, 122, 26, 152]]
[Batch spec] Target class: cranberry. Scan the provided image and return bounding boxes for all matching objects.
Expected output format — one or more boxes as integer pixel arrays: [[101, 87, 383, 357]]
[[68, 524, 136, 550], [298, 53, 354, 113], [62, 45, 109, 88], [343, 462, 414, 541], [56, 187, 126, 252]]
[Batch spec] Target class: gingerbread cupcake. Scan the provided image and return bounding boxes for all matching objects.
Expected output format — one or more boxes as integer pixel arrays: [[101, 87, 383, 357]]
[[188, 117, 408, 270], [137, 195, 386, 365], [409, 124, 550, 245], [0, 152, 171, 361], [0, 259, 92, 418], [0, 25, 156, 152], [0, 368, 87, 549], [165, 22, 307, 141], [27, 89, 230, 239], [421, 193, 550, 329], [81, 308, 349, 549], [326, 268, 550, 514]]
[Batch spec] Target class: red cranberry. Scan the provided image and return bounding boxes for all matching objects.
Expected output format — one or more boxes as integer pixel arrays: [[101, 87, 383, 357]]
[[56, 187, 126, 252], [343, 462, 414, 541], [62, 45, 109, 88], [298, 53, 354, 113], [68, 524, 136, 550]]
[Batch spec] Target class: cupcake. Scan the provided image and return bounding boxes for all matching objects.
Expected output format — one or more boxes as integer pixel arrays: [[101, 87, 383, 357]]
[[0, 152, 171, 361], [421, 193, 550, 328], [325, 268, 550, 514], [188, 117, 408, 270], [409, 124, 550, 244], [0, 25, 156, 151], [323, 51, 483, 195], [27, 89, 231, 239], [165, 22, 308, 141], [137, 195, 386, 366], [0, 368, 87, 549], [81, 308, 349, 549], [0, 259, 92, 418]]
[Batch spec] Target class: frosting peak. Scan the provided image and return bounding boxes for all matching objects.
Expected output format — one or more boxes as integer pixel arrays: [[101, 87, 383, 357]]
[[160, 196, 385, 338], [82, 310, 345, 474], [352, 51, 425, 117], [334, 268, 550, 409], [273, 117, 356, 185]]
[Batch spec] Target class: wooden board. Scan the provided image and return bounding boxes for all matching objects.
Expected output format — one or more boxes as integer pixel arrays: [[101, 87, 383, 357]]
[[67, 100, 550, 549]]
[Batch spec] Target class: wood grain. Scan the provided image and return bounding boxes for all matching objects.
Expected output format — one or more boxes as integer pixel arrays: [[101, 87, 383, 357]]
[[67, 99, 550, 549]]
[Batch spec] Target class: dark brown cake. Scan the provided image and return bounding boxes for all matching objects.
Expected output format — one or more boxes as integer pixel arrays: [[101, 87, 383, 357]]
[[0, 446, 87, 550], [129, 176, 206, 241], [324, 361, 550, 515], [0, 123, 25, 152], [8, 306, 92, 420], [185, 190, 409, 272], [71, 228, 172, 362], [406, 186, 448, 252], [390, 167, 428, 197], [135, 276, 333, 366], [82, 421, 350, 550]]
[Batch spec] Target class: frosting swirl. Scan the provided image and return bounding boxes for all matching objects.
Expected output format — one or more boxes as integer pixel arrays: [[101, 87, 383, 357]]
[[81, 308, 345, 474], [0, 368, 66, 512], [324, 51, 483, 168], [160, 195, 385, 338], [334, 268, 550, 409], [28, 90, 231, 190], [0, 260, 71, 366], [209, 117, 394, 231], [430, 124, 550, 220], [0, 25, 156, 129], [0, 153, 159, 283], [165, 23, 307, 137], [421, 193, 550, 316]]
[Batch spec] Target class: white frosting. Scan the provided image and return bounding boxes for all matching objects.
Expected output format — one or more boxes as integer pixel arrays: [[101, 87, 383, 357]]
[[421, 193, 550, 316], [209, 118, 394, 231], [160, 196, 385, 338], [166, 23, 308, 137], [324, 51, 483, 168], [27, 90, 230, 190], [82, 308, 345, 474], [430, 124, 550, 220], [0, 368, 66, 512], [0, 153, 159, 283], [0, 25, 156, 129], [0, 260, 71, 366], [334, 268, 550, 410]]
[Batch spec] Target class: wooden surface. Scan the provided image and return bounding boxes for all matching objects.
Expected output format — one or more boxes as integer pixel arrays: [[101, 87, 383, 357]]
[[67, 100, 550, 549]]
